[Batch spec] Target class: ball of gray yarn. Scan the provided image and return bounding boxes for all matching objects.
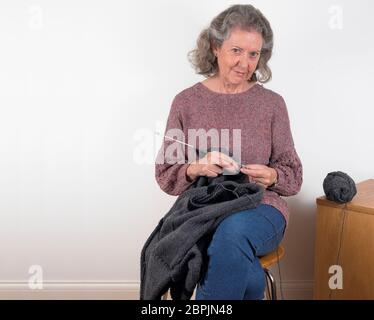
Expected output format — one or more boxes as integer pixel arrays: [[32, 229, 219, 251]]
[[323, 171, 357, 203]]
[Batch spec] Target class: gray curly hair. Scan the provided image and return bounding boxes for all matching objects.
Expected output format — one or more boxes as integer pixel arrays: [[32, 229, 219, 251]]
[[188, 4, 273, 83]]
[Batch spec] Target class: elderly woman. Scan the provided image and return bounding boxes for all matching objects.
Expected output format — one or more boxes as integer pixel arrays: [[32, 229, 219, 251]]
[[155, 4, 303, 300]]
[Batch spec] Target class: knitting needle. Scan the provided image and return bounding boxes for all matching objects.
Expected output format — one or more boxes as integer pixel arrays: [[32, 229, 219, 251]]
[[155, 131, 243, 168], [164, 135, 197, 150]]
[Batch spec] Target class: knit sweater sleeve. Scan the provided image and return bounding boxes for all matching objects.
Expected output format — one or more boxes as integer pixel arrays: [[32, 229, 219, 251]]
[[155, 95, 195, 196], [268, 95, 303, 196]]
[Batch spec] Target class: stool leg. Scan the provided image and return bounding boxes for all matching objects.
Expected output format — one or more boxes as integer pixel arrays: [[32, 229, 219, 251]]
[[264, 268, 277, 300]]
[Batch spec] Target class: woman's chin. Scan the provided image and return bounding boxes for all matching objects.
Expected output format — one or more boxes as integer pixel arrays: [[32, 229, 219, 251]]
[[229, 77, 245, 85]]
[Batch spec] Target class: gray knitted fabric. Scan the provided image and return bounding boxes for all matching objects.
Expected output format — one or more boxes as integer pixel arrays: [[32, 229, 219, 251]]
[[140, 173, 263, 300], [323, 171, 357, 203]]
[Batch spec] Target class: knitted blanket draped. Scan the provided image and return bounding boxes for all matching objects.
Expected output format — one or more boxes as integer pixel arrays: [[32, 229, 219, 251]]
[[140, 173, 264, 300]]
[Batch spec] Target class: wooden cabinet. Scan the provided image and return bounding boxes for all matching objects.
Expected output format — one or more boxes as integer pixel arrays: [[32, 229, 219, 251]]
[[314, 179, 374, 299]]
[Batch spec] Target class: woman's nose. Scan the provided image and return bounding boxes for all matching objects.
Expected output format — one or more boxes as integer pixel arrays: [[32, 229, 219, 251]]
[[238, 55, 250, 68]]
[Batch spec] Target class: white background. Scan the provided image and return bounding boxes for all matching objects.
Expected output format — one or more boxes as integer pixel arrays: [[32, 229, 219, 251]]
[[0, 0, 373, 298]]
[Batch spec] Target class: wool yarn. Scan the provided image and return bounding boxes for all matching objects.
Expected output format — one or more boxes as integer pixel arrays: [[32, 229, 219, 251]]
[[323, 171, 357, 203]]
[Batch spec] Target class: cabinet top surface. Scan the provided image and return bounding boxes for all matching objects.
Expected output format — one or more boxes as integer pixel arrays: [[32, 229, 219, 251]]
[[316, 179, 374, 214]]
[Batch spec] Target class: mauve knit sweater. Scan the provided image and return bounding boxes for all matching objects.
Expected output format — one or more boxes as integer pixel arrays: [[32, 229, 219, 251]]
[[155, 82, 303, 224]]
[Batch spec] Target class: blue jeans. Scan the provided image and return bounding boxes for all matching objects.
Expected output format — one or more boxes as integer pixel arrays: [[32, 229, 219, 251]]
[[195, 204, 286, 300]]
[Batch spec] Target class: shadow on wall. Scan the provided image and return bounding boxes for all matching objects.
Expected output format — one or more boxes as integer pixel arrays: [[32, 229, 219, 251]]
[[277, 197, 316, 299]]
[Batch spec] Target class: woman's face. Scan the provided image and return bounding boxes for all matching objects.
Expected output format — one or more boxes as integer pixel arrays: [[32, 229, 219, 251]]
[[214, 28, 263, 84]]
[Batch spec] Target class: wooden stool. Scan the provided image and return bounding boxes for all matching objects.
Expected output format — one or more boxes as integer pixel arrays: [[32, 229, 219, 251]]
[[162, 245, 285, 300], [260, 245, 285, 300]]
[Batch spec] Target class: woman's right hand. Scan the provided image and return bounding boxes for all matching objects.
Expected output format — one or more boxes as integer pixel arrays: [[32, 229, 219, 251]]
[[186, 151, 240, 181]]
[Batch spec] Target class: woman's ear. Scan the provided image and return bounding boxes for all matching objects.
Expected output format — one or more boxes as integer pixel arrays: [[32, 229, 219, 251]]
[[210, 42, 218, 57]]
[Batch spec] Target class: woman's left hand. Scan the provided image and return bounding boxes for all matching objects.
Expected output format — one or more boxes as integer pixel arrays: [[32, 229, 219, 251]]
[[240, 164, 278, 189]]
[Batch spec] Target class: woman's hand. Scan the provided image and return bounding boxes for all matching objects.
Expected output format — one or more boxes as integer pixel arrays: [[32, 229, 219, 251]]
[[240, 164, 278, 189], [186, 151, 240, 181]]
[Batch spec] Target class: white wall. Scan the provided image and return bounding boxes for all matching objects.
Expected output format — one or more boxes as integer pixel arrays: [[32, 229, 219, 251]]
[[0, 0, 373, 299]]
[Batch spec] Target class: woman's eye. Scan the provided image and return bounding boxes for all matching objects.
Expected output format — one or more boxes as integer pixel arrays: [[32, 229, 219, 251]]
[[232, 48, 241, 54], [250, 52, 259, 58]]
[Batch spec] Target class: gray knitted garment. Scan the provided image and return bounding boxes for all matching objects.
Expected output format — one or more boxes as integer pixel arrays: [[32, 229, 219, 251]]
[[140, 173, 264, 300]]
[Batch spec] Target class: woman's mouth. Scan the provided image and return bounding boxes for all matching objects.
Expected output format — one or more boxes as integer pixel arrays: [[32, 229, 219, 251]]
[[234, 71, 245, 77]]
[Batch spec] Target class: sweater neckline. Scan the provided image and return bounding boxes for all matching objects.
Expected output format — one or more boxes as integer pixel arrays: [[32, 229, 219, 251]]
[[196, 81, 260, 97]]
